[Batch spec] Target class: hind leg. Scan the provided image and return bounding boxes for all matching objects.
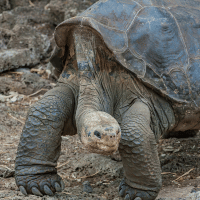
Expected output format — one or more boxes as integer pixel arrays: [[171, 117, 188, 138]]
[[118, 100, 162, 200], [15, 85, 75, 196]]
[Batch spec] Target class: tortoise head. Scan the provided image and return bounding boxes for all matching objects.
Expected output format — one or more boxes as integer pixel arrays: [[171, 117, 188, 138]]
[[80, 111, 121, 155]]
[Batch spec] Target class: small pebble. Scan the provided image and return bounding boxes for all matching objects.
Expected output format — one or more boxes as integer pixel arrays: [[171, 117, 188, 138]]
[[83, 181, 93, 193], [134, 197, 142, 200], [191, 188, 200, 193]]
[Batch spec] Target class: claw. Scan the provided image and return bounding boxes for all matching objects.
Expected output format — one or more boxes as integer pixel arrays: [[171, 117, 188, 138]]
[[44, 185, 54, 196], [32, 187, 43, 197], [125, 194, 131, 200], [60, 179, 65, 190], [119, 189, 125, 197], [55, 182, 62, 192], [19, 186, 28, 196], [119, 181, 127, 197], [137, 191, 151, 199]]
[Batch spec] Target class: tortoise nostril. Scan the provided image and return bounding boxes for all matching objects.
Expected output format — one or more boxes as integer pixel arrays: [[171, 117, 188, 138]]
[[88, 131, 91, 137], [110, 134, 116, 139], [94, 131, 101, 139]]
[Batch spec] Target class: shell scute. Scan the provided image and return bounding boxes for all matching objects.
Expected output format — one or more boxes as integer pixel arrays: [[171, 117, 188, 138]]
[[53, 0, 200, 104], [82, 0, 141, 31]]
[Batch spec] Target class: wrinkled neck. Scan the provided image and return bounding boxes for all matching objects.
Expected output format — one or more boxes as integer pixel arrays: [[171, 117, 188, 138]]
[[74, 27, 116, 115]]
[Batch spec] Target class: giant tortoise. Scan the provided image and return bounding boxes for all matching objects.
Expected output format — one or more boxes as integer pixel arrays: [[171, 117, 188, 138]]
[[15, 0, 200, 199]]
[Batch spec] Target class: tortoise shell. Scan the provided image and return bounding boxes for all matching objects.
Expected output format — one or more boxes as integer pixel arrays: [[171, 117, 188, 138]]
[[53, 0, 200, 105]]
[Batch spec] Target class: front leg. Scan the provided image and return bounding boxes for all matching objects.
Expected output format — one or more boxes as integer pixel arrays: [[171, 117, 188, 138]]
[[15, 86, 74, 196], [119, 100, 162, 200]]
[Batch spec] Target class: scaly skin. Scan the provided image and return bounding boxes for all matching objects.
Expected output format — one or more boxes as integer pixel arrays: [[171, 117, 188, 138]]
[[15, 86, 74, 196], [118, 101, 162, 200]]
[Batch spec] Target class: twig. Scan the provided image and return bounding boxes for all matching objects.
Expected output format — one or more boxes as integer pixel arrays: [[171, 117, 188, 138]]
[[44, 4, 50, 10], [62, 192, 72, 195], [30, 68, 45, 74], [29, 0, 35, 7], [161, 172, 176, 175], [9, 72, 24, 75], [20, 116, 26, 121], [174, 168, 195, 181], [0, 165, 12, 171], [31, 68, 40, 72], [70, 170, 100, 180], [27, 89, 48, 97], [3, 195, 15, 199], [0, 94, 15, 99], [4, 144, 16, 146], [56, 160, 70, 169], [8, 113, 25, 124]]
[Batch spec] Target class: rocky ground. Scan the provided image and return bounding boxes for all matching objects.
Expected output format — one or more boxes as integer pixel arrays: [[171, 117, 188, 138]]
[[0, 0, 96, 73], [0, 0, 200, 200]]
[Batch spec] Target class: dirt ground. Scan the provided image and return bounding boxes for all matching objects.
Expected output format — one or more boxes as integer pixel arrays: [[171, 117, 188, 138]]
[[0, 71, 200, 200]]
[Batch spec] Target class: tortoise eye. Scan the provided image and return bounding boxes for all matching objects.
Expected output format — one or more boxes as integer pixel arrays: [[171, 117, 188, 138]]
[[94, 131, 101, 139]]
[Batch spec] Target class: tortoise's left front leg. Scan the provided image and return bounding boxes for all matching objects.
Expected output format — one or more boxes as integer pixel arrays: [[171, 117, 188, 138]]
[[118, 100, 162, 200]]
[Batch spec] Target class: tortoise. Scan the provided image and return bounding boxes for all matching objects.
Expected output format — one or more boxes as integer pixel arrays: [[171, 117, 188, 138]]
[[15, 0, 200, 199]]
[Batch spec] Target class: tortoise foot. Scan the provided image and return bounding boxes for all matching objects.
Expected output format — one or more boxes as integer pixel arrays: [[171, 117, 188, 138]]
[[15, 173, 65, 196], [119, 179, 158, 200]]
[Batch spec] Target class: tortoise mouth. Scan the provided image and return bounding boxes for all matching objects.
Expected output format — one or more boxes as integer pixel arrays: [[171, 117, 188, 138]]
[[81, 129, 121, 155], [82, 140, 120, 155]]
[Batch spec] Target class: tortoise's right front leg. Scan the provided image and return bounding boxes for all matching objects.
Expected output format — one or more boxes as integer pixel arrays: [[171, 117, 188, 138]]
[[118, 100, 162, 200], [15, 85, 74, 196]]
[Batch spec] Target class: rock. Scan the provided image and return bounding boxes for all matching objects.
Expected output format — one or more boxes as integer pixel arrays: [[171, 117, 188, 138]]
[[63, 0, 98, 20], [0, 49, 35, 72], [186, 191, 200, 200], [0, 11, 16, 29], [0, 0, 11, 13], [83, 181, 93, 193], [46, 62, 61, 79], [96, 181, 103, 186], [12, 5, 63, 27], [14, 67, 31, 73], [0, 1, 64, 30], [161, 154, 166, 158], [20, 72, 52, 94], [0, 72, 52, 96], [157, 198, 174, 200], [157, 191, 200, 200], [163, 146, 174, 152], [0, 0, 99, 74], [3, 169, 15, 178], [9, 0, 30, 9], [0, 28, 14, 51], [0, 0, 64, 73], [0, 166, 15, 178], [0, 25, 51, 72], [191, 188, 200, 193], [134, 198, 142, 200]]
